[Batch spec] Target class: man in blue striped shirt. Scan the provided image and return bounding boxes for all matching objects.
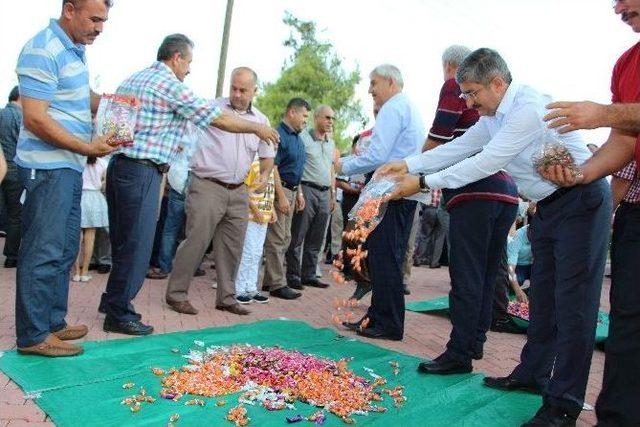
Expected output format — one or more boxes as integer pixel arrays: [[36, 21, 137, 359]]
[[14, 0, 116, 357]]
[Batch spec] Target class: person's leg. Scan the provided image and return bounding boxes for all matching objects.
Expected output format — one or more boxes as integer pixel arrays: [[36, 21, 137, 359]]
[[81, 228, 96, 277], [402, 207, 421, 284], [286, 185, 316, 287], [301, 188, 330, 282], [157, 188, 186, 273], [492, 247, 511, 323], [248, 223, 268, 295], [149, 193, 168, 269], [330, 204, 344, 257], [2, 179, 23, 262], [236, 221, 260, 296], [73, 232, 82, 279], [416, 206, 437, 265], [596, 202, 640, 426], [262, 188, 294, 291]]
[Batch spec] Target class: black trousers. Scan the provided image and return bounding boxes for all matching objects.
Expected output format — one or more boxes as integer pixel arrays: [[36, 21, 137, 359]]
[[512, 179, 611, 417], [445, 200, 517, 363], [492, 246, 511, 322], [596, 202, 640, 426], [365, 199, 416, 337], [1, 178, 22, 261]]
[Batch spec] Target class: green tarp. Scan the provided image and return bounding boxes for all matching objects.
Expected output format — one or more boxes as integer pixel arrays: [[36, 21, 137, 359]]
[[406, 296, 609, 344], [0, 319, 541, 426]]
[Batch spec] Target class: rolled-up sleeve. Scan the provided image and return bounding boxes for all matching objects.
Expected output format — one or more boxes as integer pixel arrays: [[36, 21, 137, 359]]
[[165, 82, 221, 128]]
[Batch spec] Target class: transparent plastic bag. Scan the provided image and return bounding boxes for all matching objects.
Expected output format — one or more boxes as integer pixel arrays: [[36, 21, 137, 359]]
[[347, 177, 396, 225], [532, 130, 578, 176], [354, 129, 372, 156], [95, 94, 140, 146]]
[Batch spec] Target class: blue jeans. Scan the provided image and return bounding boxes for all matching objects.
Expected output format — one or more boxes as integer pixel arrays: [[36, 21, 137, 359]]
[[156, 188, 186, 273], [15, 167, 82, 347]]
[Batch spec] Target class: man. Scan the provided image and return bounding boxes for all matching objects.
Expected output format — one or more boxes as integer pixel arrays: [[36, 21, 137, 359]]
[[286, 105, 336, 290], [165, 67, 275, 316], [14, 0, 117, 357], [0, 86, 22, 268], [379, 48, 609, 425], [262, 98, 310, 300], [412, 189, 446, 268], [336, 64, 423, 341], [103, 37, 278, 335], [540, 2, 640, 424]]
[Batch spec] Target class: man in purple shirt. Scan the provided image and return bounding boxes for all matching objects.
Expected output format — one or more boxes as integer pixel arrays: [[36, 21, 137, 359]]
[[166, 67, 275, 316]]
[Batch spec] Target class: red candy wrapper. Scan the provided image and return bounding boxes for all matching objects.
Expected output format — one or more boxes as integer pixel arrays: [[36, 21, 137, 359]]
[[95, 94, 140, 147]]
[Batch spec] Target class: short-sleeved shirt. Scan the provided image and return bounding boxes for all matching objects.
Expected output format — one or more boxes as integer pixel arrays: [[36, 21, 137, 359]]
[[245, 160, 275, 224], [611, 42, 640, 200], [300, 129, 334, 187], [189, 98, 274, 184], [0, 103, 22, 178], [275, 122, 306, 186], [507, 225, 533, 266], [116, 61, 221, 165], [15, 19, 91, 172]]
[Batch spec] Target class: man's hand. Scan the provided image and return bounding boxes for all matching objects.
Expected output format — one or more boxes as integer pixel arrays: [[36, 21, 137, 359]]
[[375, 160, 409, 179], [538, 164, 584, 187], [276, 196, 290, 215], [515, 288, 529, 304], [296, 192, 305, 212], [253, 211, 265, 224], [253, 175, 267, 194], [84, 132, 118, 157], [386, 174, 421, 200], [330, 196, 336, 214], [255, 124, 280, 146], [269, 210, 278, 224], [544, 101, 607, 134]]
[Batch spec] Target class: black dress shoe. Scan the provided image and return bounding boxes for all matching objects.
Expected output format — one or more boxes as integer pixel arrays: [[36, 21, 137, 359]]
[[472, 350, 483, 360], [96, 264, 111, 274], [521, 404, 577, 427], [270, 286, 301, 300], [193, 268, 206, 277], [98, 292, 108, 314], [403, 284, 411, 295], [417, 359, 472, 375], [491, 318, 527, 334], [288, 282, 304, 290], [88, 262, 99, 271], [4, 258, 17, 268], [342, 321, 361, 331], [103, 317, 153, 335], [303, 280, 329, 288], [350, 282, 371, 300], [356, 327, 402, 341], [483, 375, 542, 394]]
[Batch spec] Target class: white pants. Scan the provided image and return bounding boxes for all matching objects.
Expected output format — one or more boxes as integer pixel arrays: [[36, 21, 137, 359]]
[[236, 221, 268, 295]]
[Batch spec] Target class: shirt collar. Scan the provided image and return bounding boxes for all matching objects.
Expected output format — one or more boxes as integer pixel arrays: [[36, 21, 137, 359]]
[[279, 121, 298, 135], [224, 98, 254, 115], [495, 82, 520, 117], [49, 19, 86, 56]]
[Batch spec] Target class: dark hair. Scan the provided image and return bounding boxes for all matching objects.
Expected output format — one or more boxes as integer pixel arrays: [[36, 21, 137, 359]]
[[8, 86, 19, 102], [351, 134, 360, 148], [456, 47, 512, 86], [87, 156, 98, 165], [62, 0, 113, 8], [285, 97, 310, 113], [157, 34, 194, 61]]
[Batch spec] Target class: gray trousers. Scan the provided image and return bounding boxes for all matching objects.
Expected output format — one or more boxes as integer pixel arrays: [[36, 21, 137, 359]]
[[166, 176, 248, 307], [90, 227, 111, 266], [286, 185, 331, 285], [262, 187, 296, 291], [414, 205, 449, 267], [402, 206, 422, 283]]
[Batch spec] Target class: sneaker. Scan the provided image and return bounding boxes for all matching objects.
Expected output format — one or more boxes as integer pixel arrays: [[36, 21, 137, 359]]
[[251, 293, 269, 304], [211, 281, 218, 289], [80, 275, 92, 282], [72, 274, 82, 282], [235, 295, 252, 305]]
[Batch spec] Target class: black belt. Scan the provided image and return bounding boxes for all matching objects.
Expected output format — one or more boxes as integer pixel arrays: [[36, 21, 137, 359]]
[[301, 180, 330, 192], [281, 180, 298, 192], [538, 186, 576, 207], [202, 176, 244, 190], [116, 154, 169, 174]]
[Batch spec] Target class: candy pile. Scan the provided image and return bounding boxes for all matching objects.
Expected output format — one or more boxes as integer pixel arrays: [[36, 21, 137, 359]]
[[507, 301, 530, 321], [95, 94, 140, 146], [532, 141, 579, 177], [157, 344, 396, 424], [120, 386, 156, 413]]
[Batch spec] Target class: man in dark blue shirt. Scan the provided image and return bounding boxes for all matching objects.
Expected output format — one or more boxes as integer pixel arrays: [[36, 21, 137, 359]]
[[0, 86, 22, 268], [262, 98, 310, 300]]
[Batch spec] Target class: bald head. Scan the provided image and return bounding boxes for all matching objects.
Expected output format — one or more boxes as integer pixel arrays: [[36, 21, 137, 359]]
[[229, 67, 258, 111]]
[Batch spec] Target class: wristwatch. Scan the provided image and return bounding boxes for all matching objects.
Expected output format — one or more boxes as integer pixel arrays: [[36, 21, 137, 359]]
[[419, 174, 430, 192]]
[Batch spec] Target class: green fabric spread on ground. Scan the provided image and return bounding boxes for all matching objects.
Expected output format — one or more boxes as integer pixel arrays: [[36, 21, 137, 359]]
[[406, 297, 609, 344], [0, 319, 541, 426]]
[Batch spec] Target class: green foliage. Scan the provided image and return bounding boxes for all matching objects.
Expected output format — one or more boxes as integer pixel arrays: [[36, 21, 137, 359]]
[[255, 12, 366, 151]]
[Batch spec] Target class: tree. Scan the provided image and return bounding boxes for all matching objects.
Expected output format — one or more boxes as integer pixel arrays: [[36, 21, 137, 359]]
[[255, 12, 365, 151]]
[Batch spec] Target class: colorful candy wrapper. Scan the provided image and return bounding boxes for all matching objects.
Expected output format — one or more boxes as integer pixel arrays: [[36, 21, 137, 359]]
[[95, 94, 140, 147]]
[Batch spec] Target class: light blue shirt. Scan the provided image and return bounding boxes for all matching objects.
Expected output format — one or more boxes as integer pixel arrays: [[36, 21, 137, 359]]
[[507, 225, 533, 266], [405, 83, 592, 202], [342, 92, 423, 176], [15, 19, 91, 172]]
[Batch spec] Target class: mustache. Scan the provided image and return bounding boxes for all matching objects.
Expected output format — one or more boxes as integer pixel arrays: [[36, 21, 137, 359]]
[[622, 11, 638, 22]]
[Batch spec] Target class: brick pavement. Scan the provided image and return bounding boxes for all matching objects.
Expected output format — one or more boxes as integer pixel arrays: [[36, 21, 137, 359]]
[[0, 243, 608, 426]]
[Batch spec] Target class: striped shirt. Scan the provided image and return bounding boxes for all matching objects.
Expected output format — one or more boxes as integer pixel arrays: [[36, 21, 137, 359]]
[[116, 61, 221, 165], [15, 19, 91, 172], [429, 78, 478, 143]]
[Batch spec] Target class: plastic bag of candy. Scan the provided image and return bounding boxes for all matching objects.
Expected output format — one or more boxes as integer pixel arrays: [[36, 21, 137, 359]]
[[95, 94, 140, 146], [353, 129, 373, 156], [347, 177, 396, 225], [532, 130, 579, 178]]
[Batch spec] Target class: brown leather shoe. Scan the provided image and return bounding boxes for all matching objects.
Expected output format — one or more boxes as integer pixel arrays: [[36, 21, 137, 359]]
[[147, 268, 168, 280], [52, 324, 88, 340], [18, 335, 83, 357], [166, 299, 199, 315], [216, 304, 250, 315]]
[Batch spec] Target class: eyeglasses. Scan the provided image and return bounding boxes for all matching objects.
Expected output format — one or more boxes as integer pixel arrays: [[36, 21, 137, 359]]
[[459, 87, 483, 101]]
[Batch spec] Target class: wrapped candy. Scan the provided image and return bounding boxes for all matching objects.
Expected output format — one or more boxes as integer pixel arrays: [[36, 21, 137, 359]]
[[507, 301, 529, 321], [95, 94, 140, 146]]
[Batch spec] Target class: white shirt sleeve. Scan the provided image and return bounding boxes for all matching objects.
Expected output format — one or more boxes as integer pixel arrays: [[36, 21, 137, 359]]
[[424, 105, 543, 190]]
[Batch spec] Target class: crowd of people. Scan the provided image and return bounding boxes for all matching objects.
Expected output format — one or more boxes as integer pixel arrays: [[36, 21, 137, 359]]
[[0, 0, 638, 426]]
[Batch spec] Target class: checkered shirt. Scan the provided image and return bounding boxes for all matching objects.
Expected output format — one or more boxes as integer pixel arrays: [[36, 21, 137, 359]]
[[614, 161, 640, 203]]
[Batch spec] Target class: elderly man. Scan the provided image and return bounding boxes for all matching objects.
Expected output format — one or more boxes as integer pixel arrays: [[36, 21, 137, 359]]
[[540, 2, 640, 425], [0, 86, 22, 269], [13, 0, 117, 357], [337, 64, 423, 341], [103, 37, 278, 335], [262, 98, 311, 300], [286, 105, 336, 290], [166, 67, 275, 316], [379, 48, 610, 426]]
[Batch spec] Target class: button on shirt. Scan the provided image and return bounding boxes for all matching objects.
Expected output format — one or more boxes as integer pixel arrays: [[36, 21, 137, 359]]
[[275, 122, 306, 186], [15, 19, 91, 172], [300, 129, 335, 186], [116, 61, 221, 165], [189, 98, 274, 184], [342, 92, 424, 176], [405, 83, 592, 202]]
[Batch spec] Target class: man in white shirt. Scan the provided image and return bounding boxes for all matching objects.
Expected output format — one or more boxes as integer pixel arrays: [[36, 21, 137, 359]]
[[378, 48, 610, 426]]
